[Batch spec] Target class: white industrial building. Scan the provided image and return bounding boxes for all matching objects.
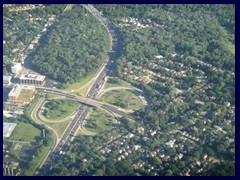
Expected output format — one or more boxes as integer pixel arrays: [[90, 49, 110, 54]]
[[3, 76, 12, 84], [3, 122, 17, 138], [11, 63, 22, 74], [20, 73, 45, 86]]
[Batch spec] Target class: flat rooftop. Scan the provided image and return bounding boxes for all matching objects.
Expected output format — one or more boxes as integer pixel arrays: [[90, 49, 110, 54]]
[[3, 122, 17, 138], [21, 85, 35, 90], [8, 84, 21, 97], [3, 76, 12, 81], [20, 73, 45, 81]]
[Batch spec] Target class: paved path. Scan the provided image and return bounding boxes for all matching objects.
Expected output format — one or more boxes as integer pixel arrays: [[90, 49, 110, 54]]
[[30, 97, 61, 169], [30, 98, 59, 147], [4, 139, 30, 144]]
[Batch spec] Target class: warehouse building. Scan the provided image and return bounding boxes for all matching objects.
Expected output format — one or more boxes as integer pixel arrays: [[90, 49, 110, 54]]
[[11, 63, 22, 74], [3, 76, 12, 85], [3, 122, 17, 138], [20, 73, 45, 86]]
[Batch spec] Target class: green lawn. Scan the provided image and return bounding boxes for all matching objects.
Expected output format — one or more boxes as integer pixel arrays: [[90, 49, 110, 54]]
[[10, 123, 41, 142], [104, 77, 131, 89], [25, 95, 40, 117], [99, 89, 143, 110], [65, 70, 97, 90], [25, 131, 54, 176], [43, 119, 71, 138], [77, 85, 90, 97], [75, 129, 87, 136], [43, 99, 80, 121], [84, 109, 115, 133], [75, 81, 94, 97], [9, 143, 24, 158], [45, 94, 61, 99]]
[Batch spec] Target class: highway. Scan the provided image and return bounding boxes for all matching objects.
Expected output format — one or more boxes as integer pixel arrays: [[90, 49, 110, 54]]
[[38, 4, 125, 175], [36, 88, 135, 119]]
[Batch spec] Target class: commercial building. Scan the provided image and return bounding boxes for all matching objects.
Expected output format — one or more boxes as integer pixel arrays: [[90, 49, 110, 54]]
[[8, 84, 36, 104], [3, 76, 12, 84], [20, 73, 45, 86], [3, 161, 20, 176], [8, 84, 22, 102], [11, 63, 22, 74], [3, 122, 17, 138]]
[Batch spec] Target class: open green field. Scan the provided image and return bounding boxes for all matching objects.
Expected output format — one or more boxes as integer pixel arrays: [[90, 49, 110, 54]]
[[10, 123, 41, 142], [43, 99, 80, 121], [76, 85, 90, 97], [75, 80, 95, 97], [84, 109, 115, 133], [99, 89, 143, 110], [104, 77, 131, 89], [43, 119, 71, 138]]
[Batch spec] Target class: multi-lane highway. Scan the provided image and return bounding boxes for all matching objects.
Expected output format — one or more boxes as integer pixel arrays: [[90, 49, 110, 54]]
[[36, 88, 135, 119], [38, 4, 125, 175]]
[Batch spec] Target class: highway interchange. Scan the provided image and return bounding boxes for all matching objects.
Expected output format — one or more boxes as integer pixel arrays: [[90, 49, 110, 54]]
[[37, 4, 129, 175]]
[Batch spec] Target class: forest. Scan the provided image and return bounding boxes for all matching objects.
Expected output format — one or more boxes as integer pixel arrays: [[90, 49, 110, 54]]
[[28, 5, 110, 84]]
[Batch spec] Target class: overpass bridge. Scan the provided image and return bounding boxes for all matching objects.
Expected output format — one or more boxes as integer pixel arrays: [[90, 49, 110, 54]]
[[36, 87, 135, 120]]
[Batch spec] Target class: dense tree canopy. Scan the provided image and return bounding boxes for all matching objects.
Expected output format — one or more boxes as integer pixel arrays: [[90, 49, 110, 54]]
[[29, 5, 110, 83]]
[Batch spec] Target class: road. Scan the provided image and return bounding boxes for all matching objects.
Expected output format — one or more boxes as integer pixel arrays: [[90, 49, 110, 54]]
[[36, 88, 135, 118], [38, 100, 79, 123], [38, 4, 124, 175]]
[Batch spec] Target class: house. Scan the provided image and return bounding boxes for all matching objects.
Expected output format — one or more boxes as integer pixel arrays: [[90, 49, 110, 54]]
[[138, 126, 145, 133], [149, 130, 157, 136], [224, 102, 231, 107], [178, 153, 183, 160], [203, 154, 208, 160], [196, 161, 201, 166], [156, 55, 163, 59], [33, 37, 40, 44], [28, 44, 34, 50], [134, 145, 141, 150]]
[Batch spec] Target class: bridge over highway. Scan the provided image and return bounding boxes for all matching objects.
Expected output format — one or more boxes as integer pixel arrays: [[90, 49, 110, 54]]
[[36, 87, 135, 120]]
